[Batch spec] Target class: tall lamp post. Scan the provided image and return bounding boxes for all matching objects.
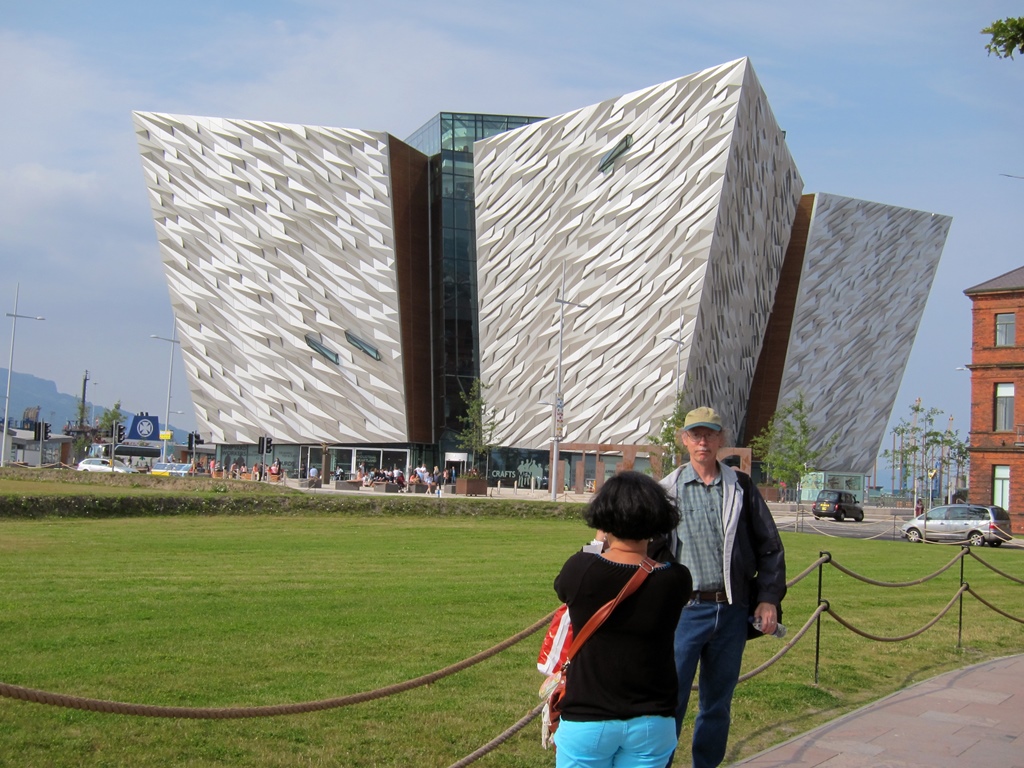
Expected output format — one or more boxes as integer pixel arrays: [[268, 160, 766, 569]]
[[662, 331, 685, 467], [2, 284, 45, 468], [89, 383, 100, 426], [551, 263, 589, 501], [662, 317, 685, 402], [151, 327, 180, 463]]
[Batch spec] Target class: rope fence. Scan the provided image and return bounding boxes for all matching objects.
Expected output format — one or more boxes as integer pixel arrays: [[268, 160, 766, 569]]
[[0, 610, 557, 719], [967, 548, 1024, 584], [965, 586, 1024, 623], [734, 602, 829, 685], [1, 547, 1020, 766], [826, 548, 967, 587], [825, 584, 968, 642], [445, 703, 545, 768]]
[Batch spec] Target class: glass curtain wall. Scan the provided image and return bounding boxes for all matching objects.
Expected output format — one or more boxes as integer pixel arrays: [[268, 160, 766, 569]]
[[406, 113, 543, 458], [437, 114, 546, 456]]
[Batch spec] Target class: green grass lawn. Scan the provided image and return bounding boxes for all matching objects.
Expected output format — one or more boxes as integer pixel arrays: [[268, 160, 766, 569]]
[[0, 513, 1021, 767]]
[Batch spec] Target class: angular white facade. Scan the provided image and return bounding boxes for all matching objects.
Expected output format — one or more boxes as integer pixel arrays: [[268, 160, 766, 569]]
[[474, 58, 803, 446], [133, 60, 952, 479], [133, 113, 419, 445], [779, 193, 952, 473]]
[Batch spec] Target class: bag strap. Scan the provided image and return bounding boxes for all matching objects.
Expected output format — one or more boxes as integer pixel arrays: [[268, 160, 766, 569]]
[[563, 557, 658, 664]]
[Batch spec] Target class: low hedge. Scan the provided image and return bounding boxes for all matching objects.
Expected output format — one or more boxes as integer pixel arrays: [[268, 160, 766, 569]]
[[0, 490, 586, 520], [0, 466, 588, 520]]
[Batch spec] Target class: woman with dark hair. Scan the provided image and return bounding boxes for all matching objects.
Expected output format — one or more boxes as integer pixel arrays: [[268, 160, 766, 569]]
[[552, 471, 692, 767]]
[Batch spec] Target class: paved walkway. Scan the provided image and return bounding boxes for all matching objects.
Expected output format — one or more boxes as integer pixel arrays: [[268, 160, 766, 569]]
[[732, 654, 1024, 767]]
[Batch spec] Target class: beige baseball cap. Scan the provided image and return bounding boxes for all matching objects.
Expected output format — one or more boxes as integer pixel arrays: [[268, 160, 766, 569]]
[[682, 406, 722, 431]]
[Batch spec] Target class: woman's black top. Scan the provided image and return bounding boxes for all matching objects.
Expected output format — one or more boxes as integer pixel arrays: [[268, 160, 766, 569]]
[[554, 552, 692, 721]]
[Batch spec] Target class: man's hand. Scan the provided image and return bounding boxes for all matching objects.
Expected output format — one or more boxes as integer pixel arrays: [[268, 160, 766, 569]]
[[753, 602, 778, 635]]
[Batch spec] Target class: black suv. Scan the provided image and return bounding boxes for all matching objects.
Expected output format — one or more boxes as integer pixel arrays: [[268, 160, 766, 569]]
[[811, 490, 865, 522]]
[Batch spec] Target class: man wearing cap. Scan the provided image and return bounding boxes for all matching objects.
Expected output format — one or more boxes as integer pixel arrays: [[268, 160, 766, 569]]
[[660, 406, 786, 768]]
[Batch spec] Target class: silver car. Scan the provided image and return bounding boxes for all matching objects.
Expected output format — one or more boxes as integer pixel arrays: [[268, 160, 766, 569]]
[[901, 504, 1012, 547]]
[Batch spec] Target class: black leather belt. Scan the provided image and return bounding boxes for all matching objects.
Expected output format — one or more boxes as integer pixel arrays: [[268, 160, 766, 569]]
[[691, 590, 728, 603]]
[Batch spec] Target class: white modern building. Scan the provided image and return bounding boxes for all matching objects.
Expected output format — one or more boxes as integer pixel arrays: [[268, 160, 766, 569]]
[[134, 58, 950, 486], [474, 59, 803, 450]]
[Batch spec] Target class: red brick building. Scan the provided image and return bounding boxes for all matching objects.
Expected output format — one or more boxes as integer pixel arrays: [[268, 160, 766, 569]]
[[964, 266, 1024, 534]]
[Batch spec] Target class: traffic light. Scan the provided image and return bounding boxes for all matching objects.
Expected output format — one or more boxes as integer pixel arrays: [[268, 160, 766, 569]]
[[258, 437, 265, 454], [194, 434, 204, 445], [43, 423, 51, 441], [33, 423, 42, 440], [116, 424, 126, 443], [188, 432, 195, 450], [264, 436, 273, 454]]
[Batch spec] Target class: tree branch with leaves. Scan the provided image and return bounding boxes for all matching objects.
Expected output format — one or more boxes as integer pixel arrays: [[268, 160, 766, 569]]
[[647, 388, 690, 477], [97, 400, 126, 435], [982, 17, 1024, 59], [748, 392, 838, 488]]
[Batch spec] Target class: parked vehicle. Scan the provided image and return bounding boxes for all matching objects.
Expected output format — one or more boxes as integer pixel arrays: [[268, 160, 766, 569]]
[[901, 504, 1012, 546], [77, 458, 137, 473], [811, 490, 864, 522], [150, 462, 192, 477]]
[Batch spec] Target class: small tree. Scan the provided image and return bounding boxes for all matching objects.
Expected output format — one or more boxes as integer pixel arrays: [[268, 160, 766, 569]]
[[97, 400, 126, 435], [94, 401, 128, 459], [72, 397, 93, 459], [456, 379, 498, 479], [648, 388, 690, 477], [882, 399, 944, 502], [983, 17, 1024, 59], [75, 396, 88, 429], [748, 392, 837, 488], [943, 435, 971, 502]]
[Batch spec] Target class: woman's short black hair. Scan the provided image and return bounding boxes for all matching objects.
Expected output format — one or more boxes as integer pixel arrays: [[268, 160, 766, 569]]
[[583, 471, 680, 540]]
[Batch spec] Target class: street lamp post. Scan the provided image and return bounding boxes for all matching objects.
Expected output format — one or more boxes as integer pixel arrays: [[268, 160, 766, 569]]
[[551, 263, 588, 502], [166, 409, 184, 462], [662, 312, 685, 402], [89, 383, 100, 426], [2, 284, 45, 468], [661, 327, 686, 469], [151, 326, 180, 463]]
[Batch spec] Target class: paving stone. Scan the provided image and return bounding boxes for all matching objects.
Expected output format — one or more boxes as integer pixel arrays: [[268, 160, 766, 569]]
[[731, 654, 1024, 768]]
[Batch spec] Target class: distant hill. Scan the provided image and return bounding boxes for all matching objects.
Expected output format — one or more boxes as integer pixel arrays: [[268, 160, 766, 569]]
[[0, 368, 186, 442]]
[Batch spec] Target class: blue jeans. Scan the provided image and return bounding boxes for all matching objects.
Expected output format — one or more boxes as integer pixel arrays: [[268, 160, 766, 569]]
[[671, 598, 748, 768], [554, 716, 677, 768]]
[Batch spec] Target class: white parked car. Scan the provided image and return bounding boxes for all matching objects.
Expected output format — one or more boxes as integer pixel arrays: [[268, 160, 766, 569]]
[[77, 458, 137, 473]]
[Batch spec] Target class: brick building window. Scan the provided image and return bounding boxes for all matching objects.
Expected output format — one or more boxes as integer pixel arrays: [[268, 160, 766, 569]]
[[995, 313, 1016, 347], [995, 383, 1015, 431], [993, 465, 1010, 509]]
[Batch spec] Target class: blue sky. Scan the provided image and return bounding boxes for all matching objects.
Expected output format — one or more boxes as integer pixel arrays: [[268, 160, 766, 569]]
[[2, 0, 1022, 465]]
